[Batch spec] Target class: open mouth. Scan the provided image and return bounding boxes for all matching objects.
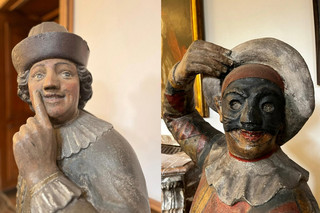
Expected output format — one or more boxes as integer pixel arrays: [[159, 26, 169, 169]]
[[240, 130, 264, 142]]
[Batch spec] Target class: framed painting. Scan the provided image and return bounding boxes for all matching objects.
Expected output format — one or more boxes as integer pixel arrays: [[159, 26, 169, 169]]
[[161, 0, 209, 117], [313, 0, 320, 85]]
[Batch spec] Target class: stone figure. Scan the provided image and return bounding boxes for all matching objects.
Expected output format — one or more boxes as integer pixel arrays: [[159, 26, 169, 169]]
[[11, 22, 150, 212], [163, 38, 320, 212]]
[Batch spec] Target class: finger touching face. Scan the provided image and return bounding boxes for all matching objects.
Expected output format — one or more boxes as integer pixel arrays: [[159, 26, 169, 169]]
[[32, 90, 51, 126], [28, 58, 80, 125]]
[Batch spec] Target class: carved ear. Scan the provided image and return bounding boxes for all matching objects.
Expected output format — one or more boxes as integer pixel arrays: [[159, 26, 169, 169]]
[[214, 96, 223, 123]]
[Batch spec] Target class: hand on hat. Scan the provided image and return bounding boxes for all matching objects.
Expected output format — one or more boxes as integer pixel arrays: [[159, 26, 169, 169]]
[[169, 40, 233, 89], [13, 90, 59, 188]]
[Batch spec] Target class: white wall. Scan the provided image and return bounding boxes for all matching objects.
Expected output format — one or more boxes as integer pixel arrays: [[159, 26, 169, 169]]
[[203, 0, 320, 204], [73, 0, 161, 201]]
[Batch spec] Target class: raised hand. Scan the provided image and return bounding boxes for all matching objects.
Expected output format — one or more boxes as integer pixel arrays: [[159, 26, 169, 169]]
[[169, 40, 233, 88], [13, 90, 59, 188]]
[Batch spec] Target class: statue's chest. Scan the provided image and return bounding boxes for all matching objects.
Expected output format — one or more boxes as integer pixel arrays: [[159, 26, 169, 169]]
[[190, 173, 250, 212], [190, 171, 301, 213]]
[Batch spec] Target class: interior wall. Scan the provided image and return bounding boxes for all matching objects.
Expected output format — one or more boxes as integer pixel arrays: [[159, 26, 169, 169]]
[[203, 0, 320, 204], [73, 0, 160, 200]]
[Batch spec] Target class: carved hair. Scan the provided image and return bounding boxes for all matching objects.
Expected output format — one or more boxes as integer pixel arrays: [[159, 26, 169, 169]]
[[17, 65, 92, 110]]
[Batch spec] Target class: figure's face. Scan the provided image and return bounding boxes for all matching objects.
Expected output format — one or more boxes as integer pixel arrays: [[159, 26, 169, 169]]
[[28, 58, 80, 125], [218, 78, 285, 159]]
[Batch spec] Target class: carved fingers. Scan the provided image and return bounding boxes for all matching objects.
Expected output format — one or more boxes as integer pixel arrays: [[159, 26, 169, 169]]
[[12, 90, 58, 187], [184, 40, 233, 75], [171, 40, 233, 88]]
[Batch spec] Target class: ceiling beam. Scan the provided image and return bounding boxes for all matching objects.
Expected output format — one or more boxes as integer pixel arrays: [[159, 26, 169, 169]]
[[41, 8, 59, 21], [0, 0, 9, 9], [9, 0, 29, 11]]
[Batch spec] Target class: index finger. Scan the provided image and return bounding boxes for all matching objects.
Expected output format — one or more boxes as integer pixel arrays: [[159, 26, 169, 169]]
[[33, 90, 51, 126]]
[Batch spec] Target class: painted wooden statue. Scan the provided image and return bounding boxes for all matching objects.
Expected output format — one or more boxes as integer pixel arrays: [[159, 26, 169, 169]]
[[11, 22, 150, 212], [163, 38, 320, 212]]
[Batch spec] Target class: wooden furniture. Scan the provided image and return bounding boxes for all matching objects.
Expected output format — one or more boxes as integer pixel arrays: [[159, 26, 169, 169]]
[[149, 198, 161, 213], [0, 12, 35, 190], [161, 135, 201, 212]]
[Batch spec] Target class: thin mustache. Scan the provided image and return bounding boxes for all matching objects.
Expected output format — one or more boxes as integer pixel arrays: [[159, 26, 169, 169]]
[[42, 93, 65, 98], [223, 119, 263, 132]]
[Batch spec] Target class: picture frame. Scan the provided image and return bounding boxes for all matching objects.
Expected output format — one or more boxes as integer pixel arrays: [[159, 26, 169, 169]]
[[313, 0, 320, 85], [161, 0, 209, 117]]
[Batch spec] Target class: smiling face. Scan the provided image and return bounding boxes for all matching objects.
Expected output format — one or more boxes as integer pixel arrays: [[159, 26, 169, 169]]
[[28, 58, 80, 125], [217, 78, 285, 160]]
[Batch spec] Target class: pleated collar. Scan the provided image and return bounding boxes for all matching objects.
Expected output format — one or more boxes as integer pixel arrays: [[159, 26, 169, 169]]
[[55, 110, 112, 160], [205, 142, 309, 206]]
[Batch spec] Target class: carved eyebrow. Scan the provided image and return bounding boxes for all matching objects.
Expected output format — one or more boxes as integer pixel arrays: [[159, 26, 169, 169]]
[[255, 88, 283, 99], [31, 61, 74, 70], [30, 63, 45, 70], [55, 62, 74, 68], [224, 88, 247, 97]]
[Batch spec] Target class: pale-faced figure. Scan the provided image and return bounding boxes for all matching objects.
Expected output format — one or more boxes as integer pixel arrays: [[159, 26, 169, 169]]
[[11, 22, 150, 213], [28, 58, 80, 125]]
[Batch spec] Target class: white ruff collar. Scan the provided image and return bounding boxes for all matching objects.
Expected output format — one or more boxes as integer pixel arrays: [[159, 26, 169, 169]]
[[55, 110, 112, 160], [205, 144, 309, 206]]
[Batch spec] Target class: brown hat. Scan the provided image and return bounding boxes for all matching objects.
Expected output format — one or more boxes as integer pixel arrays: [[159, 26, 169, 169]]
[[221, 64, 284, 94], [12, 22, 90, 74]]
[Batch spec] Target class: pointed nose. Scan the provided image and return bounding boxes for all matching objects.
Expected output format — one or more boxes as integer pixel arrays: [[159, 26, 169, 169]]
[[240, 102, 262, 130], [43, 70, 60, 90]]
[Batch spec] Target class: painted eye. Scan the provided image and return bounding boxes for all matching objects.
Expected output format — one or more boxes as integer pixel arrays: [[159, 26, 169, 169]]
[[230, 100, 241, 110], [33, 72, 44, 80], [61, 71, 72, 78], [262, 103, 275, 113]]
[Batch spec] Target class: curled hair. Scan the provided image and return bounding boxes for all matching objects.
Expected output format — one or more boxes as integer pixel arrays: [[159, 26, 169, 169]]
[[17, 65, 93, 110], [77, 65, 93, 109], [17, 70, 31, 107]]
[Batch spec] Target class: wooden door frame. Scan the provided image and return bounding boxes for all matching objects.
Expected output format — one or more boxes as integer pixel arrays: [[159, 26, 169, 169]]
[[0, 0, 73, 31], [59, 0, 73, 32], [0, 0, 74, 191]]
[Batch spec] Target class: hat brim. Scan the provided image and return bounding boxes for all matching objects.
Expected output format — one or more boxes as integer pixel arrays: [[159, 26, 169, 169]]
[[203, 38, 315, 145], [12, 31, 89, 74]]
